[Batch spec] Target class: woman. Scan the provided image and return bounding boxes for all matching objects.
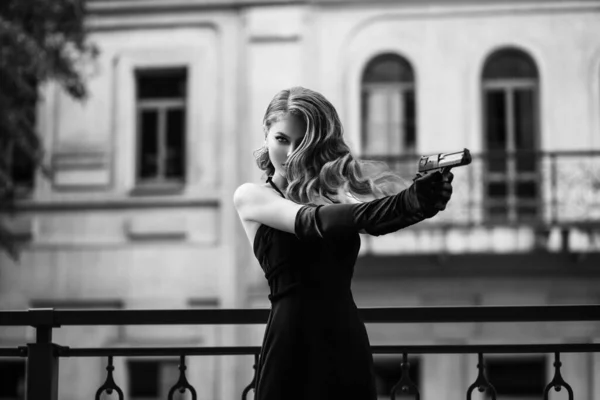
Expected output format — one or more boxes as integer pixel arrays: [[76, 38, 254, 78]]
[[234, 87, 453, 400]]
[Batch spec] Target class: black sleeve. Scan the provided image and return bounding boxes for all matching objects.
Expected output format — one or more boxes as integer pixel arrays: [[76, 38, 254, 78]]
[[294, 184, 426, 240]]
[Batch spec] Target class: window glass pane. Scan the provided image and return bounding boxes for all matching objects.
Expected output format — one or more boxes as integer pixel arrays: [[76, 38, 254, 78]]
[[388, 89, 404, 153], [0, 361, 25, 397], [514, 89, 535, 150], [516, 181, 537, 198], [139, 110, 159, 180], [137, 68, 187, 99], [517, 206, 538, 220], [487, 182, 507, 197], [516, 153, 537, 174], [361, 89, 369, 150], [514, 88, 537, 172], [363, 54, 414, 83], [165, 108, 185, 179], [363, 89, 415, 157], [129, 360, 160, 397], [485, 90, 507, 150], [485, 90, 507, 172], [488, 204, 507, 220], [364, 89, 390, 155], [403, 90, 416, 152], [483, 48, 538, 79]]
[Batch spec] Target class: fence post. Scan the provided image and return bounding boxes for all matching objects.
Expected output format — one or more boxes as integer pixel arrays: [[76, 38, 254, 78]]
[[26, 309, 59, 400]]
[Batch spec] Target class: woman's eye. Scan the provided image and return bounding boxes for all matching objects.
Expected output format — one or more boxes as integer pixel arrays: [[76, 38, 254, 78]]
[[276, 137, 288, 143]]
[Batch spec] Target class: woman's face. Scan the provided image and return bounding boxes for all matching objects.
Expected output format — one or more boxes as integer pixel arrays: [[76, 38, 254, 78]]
[[266, 114, 306, 180]]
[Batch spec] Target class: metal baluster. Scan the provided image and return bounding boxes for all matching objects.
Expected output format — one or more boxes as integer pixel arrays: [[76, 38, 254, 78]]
[[467, 153, 475, 225], [543, 352, 574, 400], [550, 152, 558, 225], [168, 355, 197, 400], [26, 310, 59, 400], [95, 356, 123, 400], [466, 353, 496, 400], [241, 354, 259, 400], [390, 353, 419, 400]]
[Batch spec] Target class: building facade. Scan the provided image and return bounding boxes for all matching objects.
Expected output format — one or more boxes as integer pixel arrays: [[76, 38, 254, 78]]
[[1, 0, 600, 399]]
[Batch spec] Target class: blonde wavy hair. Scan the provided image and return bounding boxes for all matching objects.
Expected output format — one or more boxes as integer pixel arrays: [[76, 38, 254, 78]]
[[255, 87, 409, 205]]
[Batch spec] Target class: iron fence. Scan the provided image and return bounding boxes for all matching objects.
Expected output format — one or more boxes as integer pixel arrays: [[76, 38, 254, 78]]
[[1, 305, 599, 400]]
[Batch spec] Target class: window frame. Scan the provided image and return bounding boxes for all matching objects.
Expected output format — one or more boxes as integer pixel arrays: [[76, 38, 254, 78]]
[[481, 48, 541, 224], [360, 54, 417, 159], [134, 74, 188, 192], [111, 31, 218, 198]]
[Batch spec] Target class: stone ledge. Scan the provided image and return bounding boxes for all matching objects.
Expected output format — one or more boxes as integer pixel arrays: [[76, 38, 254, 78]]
[[124, 215, 189, 240]]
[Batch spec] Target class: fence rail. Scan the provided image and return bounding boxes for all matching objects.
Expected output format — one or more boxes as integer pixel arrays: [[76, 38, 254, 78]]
[[2, 304, 600, 326], [1, 305, 599, 400]]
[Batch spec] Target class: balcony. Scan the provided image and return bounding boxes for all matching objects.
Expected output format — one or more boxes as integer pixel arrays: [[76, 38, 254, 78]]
[[377, 150, 600, 225], [358, 150, 600, 257], [0, 306, 599, 399]]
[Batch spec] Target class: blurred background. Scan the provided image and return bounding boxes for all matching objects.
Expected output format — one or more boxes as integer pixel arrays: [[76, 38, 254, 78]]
[[1, 0, 600, 399]]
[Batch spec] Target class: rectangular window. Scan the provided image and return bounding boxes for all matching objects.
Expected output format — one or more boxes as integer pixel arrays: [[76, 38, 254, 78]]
[[135, 68, 187, 192], [0, 360, 26, 400], [128, 359, 187, 400]]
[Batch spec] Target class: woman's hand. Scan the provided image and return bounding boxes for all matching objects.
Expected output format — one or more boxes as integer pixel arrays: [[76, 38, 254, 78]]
[[412, 170, 454, 218]]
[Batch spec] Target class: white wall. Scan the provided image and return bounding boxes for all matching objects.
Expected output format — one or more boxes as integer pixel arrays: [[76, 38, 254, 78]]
[[310, 2, 600, 154]]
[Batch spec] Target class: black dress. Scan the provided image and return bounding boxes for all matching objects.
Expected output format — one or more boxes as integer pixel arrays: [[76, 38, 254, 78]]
[[253, 179, 377, 400]]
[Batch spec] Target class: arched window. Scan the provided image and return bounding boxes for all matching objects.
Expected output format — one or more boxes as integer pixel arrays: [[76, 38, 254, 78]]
[[361, 53, 416, 157], [482, 48, 540, 222]]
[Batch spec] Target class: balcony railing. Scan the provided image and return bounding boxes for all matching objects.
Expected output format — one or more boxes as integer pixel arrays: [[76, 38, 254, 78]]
[[370, 150, 600, 227], [1, 305, 599, 400]]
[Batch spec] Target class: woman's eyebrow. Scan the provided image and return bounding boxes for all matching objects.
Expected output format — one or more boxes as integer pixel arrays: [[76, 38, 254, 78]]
[[276, 132, 290, 139]]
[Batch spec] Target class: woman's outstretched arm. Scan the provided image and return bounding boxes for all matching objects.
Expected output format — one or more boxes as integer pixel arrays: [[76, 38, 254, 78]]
[[295, 171, 453, 239], [234, 170, 453, 239]]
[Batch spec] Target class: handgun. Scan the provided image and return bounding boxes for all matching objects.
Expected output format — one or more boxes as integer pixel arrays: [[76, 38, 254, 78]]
[[417, 148, 472, 176]]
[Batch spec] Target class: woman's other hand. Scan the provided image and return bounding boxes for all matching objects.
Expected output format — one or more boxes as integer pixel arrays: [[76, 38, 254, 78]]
[[412, 170, 454, 218]]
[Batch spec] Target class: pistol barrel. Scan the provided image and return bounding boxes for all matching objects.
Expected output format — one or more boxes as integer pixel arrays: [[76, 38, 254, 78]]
[[418, 148, 472, 173]]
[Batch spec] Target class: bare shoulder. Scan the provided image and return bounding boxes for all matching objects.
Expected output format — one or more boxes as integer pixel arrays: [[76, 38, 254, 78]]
[[233, 182, 265, 210], [233, 182, 288, 220], [233, 183, 272, 246], [233, 181, 302, 234]]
